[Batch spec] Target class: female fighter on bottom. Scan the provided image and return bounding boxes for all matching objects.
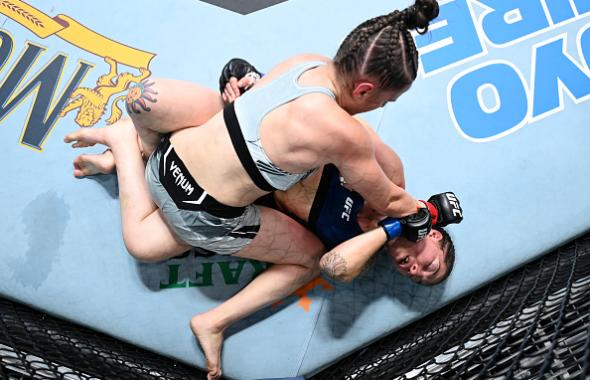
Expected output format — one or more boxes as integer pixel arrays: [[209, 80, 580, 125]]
[[271, 156, 461, 286]]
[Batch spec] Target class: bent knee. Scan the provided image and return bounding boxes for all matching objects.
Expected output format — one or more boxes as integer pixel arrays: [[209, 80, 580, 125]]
[[300, 241, 326, 269], [309, 261, 321, 278], [123, 236, 162, 263], [300, 253, 322, 273]]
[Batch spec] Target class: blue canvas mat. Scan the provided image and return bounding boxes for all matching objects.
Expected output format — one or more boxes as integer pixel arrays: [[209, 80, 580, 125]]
[[1, 0, 590, 378]]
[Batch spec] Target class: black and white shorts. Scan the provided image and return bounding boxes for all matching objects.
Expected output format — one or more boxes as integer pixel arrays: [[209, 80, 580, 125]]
[[145, 136, 261, 255]]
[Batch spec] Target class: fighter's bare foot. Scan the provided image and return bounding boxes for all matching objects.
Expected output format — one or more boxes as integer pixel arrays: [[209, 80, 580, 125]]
[[73, 149, 115, 177], [64, 118, 137, 150], [64, 127, 108, 148], [190, 314, 225, 380]]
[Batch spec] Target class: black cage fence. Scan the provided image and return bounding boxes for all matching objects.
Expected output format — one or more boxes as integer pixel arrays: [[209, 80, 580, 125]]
[[2, 232, 590, 380]]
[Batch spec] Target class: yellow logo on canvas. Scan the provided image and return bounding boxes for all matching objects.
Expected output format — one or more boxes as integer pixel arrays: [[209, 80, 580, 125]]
[[0, 0, 155, 149]]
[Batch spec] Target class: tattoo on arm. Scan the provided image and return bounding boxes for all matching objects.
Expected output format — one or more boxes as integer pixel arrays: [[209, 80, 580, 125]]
[[320, 250, 348, 280]]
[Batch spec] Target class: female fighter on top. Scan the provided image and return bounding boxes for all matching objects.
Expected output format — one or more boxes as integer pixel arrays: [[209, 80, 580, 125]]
[[219, 58, 462, 285], [72, 56, 462, 284], [64, 1, 443, 378]]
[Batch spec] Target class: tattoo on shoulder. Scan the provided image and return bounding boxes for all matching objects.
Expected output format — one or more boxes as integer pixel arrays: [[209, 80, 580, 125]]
[[321, 251, 347, 279]]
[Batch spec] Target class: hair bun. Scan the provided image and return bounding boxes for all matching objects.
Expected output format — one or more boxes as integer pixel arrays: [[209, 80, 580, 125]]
[[404, 0, 439, 34]]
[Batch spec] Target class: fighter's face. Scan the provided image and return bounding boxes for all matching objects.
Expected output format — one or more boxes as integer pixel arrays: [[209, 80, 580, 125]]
[[387, 229, 448, 285], [363, 87, 408, 111]]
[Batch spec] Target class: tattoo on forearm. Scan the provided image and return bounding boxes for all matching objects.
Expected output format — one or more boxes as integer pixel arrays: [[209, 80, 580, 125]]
[[321, 251, 348, 280], [126, 79, 158, 114]]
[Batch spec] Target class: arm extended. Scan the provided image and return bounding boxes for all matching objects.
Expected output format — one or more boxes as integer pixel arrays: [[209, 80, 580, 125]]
[[320, 223, 391, 282], [320, 194, 463, 282]]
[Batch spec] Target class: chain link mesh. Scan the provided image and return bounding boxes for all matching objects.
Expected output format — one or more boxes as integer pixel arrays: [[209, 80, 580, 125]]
[[312, 234, 590, 380], [2, 233, 590, 379]]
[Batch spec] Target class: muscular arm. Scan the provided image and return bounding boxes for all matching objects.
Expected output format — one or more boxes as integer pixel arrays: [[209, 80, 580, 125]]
[[359, 120, 405, 189], [327, 115, 419, 218]]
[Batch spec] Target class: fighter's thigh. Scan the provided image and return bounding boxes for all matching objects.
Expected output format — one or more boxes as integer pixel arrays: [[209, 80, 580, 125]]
[[127, 78, 224, 133], [123, 209, 191, 262], [233, 206, 324, 267]]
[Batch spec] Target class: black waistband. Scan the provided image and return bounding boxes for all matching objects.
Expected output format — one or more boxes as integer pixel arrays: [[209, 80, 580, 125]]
[[223, 102, 276, 192], [157, 136, 245, 219]]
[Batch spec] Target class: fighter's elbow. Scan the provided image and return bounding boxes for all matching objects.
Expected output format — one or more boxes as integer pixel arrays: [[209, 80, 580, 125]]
[[338, 273, 357, 283], [320, 251, 347, 281], [320, 251, 357, 283]]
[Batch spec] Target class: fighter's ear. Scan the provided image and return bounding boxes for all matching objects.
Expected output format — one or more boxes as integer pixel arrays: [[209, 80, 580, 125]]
[[429, 229, 443, 241], [352, 82, 375, 98]]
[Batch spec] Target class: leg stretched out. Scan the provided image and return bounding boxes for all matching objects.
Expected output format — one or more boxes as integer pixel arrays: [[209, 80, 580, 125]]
[[190, 206, 324, 379]]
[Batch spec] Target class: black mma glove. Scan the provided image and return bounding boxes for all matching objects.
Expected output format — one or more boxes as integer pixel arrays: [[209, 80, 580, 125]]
[[219, 58, 262, 94], [400, 207, 432, 242], [379, 207, 432, 242], [423, 192, 463, 227]]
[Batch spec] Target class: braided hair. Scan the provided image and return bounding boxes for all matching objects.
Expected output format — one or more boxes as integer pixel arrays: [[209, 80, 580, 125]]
[[334, 0, 439, 90]]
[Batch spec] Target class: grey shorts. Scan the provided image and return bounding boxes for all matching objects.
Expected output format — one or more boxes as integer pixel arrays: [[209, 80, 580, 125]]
[[145, 137, 261, 256]]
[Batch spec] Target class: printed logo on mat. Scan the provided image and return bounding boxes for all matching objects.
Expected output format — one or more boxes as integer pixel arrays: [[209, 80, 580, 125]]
[[199, 0, 288, 15], [159, 252, 334, 312], [415, 1, 590, 142], [0, 0, 155, 151]]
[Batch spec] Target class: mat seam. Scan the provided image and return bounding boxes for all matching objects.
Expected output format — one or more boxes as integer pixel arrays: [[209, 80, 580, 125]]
[[294, 283, 329, 376]]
